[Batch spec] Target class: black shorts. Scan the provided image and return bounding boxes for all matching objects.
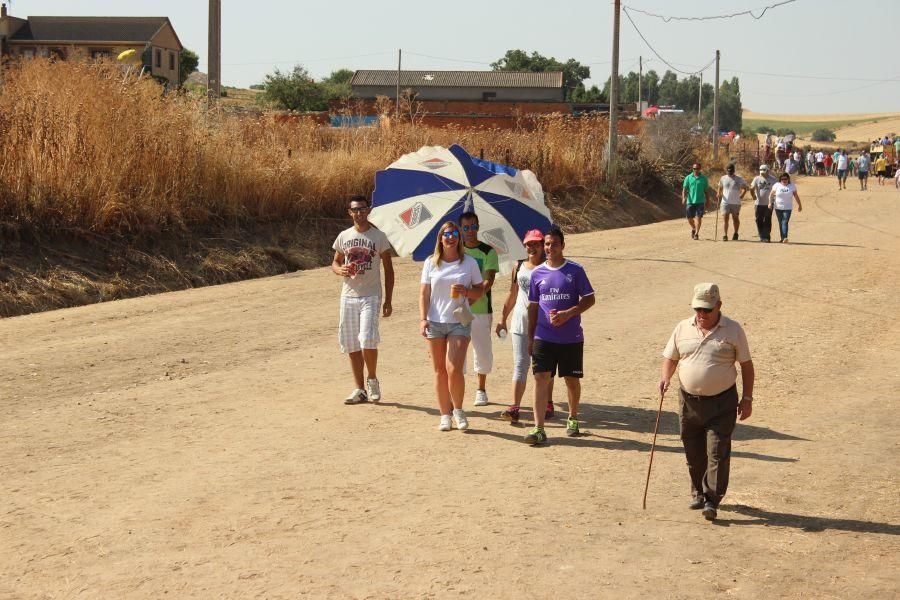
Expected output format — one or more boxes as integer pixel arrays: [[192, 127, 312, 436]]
[[532, 339, 584, 378], [685, 204, 705, 219]]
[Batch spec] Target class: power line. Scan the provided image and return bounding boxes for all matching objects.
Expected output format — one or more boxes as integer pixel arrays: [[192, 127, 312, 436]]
[[622, 0, 798, 22], [723, 68, 891, 83], [622, 7, 715, 76]]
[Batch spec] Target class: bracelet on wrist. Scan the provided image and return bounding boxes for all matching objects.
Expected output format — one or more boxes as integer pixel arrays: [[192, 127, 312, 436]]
[[741, 396, 753, 402]]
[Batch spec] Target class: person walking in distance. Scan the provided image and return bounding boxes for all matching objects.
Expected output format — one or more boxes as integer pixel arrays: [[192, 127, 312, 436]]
[[750, 164, 776, 242], [495, 229, 554, 424], [420, 222, 485, 431], [682, 163, 714, 240], [857, 151, 870, 190], [874, 153, 888, 186], [769, 173, 803, 243], [717, 163, 749, 241], [459, 211, 499, 407], [659, 283, 755, 521], [525, 227, 596, 445], [836, 150, 850, 190], [332, 195, 395, 405]]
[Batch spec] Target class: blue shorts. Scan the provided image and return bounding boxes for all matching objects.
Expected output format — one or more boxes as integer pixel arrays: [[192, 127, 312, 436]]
[[858, 170, 869, 179], [426, 320, 471, 339], [686, 204, 705, 219], [837, 169, 847, 179]]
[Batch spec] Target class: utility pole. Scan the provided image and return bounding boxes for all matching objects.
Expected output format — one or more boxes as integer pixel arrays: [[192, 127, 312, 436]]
[[396, 49, 402, 119], [698, 72, 703, 127], [712, 49, 720, 162], [207, 0, 221, 106], [607, 0, 621, 185], [638, 56, 642, 113]]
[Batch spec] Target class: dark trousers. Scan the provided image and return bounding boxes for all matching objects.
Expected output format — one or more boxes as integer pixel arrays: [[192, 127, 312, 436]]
[[678, 385, 738, 506], [755, 205, 773, 241]]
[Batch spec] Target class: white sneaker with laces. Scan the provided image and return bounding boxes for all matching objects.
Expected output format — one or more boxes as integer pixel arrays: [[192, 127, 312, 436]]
[[474, 389, 488, 406], [344, 388, 367, 405], [366, 378, 381, 402], [439, 414, 452, 431], [453, 408, 469, 430]]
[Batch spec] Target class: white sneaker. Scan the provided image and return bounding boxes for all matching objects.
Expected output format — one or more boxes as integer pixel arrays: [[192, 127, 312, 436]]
[[452, 408, 469, 431], [344, 388, 367, 405], [474, 389, 488, 406], [439, 414, 452, 431], [366, 378, 381, 402]]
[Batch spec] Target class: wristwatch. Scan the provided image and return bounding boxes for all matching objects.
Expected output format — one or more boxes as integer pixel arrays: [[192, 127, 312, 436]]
[[741, 396, 753, 402]]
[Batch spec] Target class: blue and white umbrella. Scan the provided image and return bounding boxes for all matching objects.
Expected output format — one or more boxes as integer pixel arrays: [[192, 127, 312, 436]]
[[369, 144, 552, 274]]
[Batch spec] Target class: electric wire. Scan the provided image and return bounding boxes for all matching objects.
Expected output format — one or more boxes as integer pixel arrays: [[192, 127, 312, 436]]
[[622, 0, 798, 22], [622, 7, 715, 76]]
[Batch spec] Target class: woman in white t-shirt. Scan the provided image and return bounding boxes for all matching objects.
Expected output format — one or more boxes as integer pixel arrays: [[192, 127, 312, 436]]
[[420, 221, 484, 431], [495, 229, 554, 424], [768, 173, 803, 243]]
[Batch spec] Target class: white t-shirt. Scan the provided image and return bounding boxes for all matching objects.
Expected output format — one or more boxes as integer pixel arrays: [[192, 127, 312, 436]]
[[420, 255, 484, 323], [771, 182, 797, 210], [332, 226, 391, 298], [815, 152, 824, 163], [837, 154, 849, 170], [751, 174, 776, 206], [719, 175, 746, 205], [511, 261, 539, 335]]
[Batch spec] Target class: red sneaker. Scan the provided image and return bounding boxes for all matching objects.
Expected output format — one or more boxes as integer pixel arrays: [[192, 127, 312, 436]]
[[501, 405, 520, 424]]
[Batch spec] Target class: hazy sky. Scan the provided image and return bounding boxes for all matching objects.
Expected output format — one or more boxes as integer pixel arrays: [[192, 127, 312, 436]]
[[14, 0, 900, 114]]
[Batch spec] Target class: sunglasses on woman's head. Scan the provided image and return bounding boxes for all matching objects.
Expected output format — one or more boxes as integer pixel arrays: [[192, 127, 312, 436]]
[[442, 230, 460, 238]]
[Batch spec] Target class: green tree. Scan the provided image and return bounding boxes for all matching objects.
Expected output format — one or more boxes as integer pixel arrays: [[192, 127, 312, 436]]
[[701, 77, 742, 132], [179, 48, 199, 85], [491, 49, 590, 100], [657, 71, 678, 105], [811, 128, 836, 142], [571, 82, 605, 103], [320, 68, 354, 103], [260, 65, 325, 111]]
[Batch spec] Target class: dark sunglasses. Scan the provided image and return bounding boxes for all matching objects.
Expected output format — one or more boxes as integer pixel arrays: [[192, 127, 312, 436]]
[[462, 224, 479, 232], [349, 207, 369, 213], [442, 230, 460, 238], [694, 307, 714, 314]]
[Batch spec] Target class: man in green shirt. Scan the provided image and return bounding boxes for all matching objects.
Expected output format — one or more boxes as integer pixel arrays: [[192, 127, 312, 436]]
[[460, 211, 499, 406], [682, 163, 714, 240]]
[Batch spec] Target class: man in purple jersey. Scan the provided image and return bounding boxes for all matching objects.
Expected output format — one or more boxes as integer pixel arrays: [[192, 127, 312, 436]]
[[525, 226, 596, 445]]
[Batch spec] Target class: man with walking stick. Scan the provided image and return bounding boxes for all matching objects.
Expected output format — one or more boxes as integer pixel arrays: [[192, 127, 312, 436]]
[[657, 283, 754, 521]]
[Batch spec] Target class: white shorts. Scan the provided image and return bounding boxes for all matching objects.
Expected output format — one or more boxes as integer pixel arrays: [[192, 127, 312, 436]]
[[338, 295, 380, 354], [467, 313, 493, 375]]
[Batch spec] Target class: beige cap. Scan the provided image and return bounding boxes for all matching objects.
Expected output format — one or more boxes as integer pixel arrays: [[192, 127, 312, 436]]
[[691, 283, 720, 309]]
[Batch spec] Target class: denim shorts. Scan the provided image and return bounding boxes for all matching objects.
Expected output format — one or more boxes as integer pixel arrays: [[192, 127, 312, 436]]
[[686, 204, 705, 219], [426, 320, 471, 339]]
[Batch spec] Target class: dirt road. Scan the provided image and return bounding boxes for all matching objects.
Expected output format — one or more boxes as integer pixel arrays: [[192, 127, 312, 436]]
[[2, 175, 898, 599]]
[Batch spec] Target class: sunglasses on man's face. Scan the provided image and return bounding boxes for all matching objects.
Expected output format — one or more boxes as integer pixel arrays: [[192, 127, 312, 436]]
[[349, 206, 369, 213], [462, 224, 479, 232], [694, 307, 714, 314], [442, 230, 460, 238]]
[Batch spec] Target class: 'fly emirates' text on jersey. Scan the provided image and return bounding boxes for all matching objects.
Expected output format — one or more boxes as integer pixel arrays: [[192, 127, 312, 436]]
[[528, 260, 595, 344]]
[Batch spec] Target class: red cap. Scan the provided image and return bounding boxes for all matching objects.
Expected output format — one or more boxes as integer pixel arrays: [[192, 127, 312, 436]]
[[522, 229, 544, 244]]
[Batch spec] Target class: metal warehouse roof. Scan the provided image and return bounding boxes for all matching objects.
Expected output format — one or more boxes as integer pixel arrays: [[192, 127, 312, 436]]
[[10, 16, 172, 44], [350, 70, 564, 89]]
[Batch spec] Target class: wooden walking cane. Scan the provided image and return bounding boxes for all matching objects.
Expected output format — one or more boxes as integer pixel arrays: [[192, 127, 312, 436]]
[[642, 389, 666, 510]]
